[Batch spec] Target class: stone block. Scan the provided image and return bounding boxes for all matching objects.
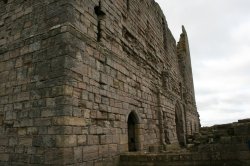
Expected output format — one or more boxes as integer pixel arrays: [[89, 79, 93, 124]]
[[81, 91, 88, 100], [56, 135, 77, 147], [34, 118, 51, 126], [0, 137, 8, 146], [19, 137, 33, 146], [19, 119, 33, 127], [74, 147, 83, 162], [99, 145, 109, 158], [27, 127, 38, 135], [0, 39, 6, 46], [52, 117, 86, 126], [0, 115, 3, 125], [220, 136, 231, 144], [13, 103, 22, 110], [87, 135, 99, 145], [8, 137, 18, 146], [238, 119, 250, 123], [64, 85, 73, 96], [77, 135, 87, 145], [48, 126, 72, 135], [30, 155, 45, 164], [234, 125, 249, 135], [18, 128, 27, 135], [100, 73, 108, 84], [46, 98, 55, 107], [0, 154, 9, 161], [33, 135, 56, 147], [237, 151, 250, 160], [29, 42, 41, 52], [49, 84, 61, 97], [100, 135, 107, 145], [45, 148, 74, 165], [82, 145, 99, 161], [15, 92, 30, 102], [5, 110, 16, 120], [41, 109, 56, 117], [43, 135, 56, 147], [108, 144, 118, 156]]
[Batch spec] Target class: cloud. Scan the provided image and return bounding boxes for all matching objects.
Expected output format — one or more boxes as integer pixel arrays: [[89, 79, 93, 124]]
[[155, 0, 250, 126]]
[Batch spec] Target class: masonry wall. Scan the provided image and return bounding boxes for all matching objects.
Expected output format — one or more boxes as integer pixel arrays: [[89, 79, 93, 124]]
[[0, 0, 199, 165], [177, 26, 200, 137], [0, 0, 86, 165], [120, 120, 250, 166]]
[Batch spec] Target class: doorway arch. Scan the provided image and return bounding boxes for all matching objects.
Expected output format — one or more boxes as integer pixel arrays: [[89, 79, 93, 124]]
[[175, 102, 186, 146], [127, 111, 140, 152]]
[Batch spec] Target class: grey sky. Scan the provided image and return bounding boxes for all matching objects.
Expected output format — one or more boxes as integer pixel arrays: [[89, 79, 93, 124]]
[[155, 0, 250, 126]]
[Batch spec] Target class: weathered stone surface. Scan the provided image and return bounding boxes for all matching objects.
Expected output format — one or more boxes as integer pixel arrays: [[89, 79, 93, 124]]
[[120, 120, 250, 166], [0, 0, 200, 165], [56, 135, 77, 147]]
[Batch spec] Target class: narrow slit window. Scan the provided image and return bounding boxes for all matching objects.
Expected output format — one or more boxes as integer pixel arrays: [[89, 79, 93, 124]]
[[94, 1, 105, 42], [162, 18, 167, 50], [127, 0, 130, 11]]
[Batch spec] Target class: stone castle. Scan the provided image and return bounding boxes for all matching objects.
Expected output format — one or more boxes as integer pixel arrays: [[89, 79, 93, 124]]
[[0, 0, 249, 165]]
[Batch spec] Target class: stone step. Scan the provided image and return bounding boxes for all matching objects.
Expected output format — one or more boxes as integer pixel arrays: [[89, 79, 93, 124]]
[[163, 143, 190, 154], [119, 151, 250, 166]]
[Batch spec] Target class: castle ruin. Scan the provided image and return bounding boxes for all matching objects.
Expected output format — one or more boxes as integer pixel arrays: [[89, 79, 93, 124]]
[[1, 0, 248, 166]]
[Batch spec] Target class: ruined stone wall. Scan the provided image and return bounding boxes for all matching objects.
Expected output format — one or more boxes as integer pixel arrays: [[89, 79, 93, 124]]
[[177, 26, 200, 136], [120, 152, 249, 166], [120, 119, 250, 166], [0, 0, 199, 165]]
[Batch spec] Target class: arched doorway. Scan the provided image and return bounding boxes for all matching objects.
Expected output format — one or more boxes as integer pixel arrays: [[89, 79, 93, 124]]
[[127, 111, 139, 151], [175, 103, 186, 146]]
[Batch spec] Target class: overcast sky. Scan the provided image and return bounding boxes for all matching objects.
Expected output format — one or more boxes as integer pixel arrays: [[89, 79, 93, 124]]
[[155, 0, 250, 126]]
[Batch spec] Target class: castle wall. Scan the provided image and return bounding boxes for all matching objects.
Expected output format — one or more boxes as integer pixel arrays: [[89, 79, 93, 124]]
[[0, 0, 82, 165], [120, 119, 250, 166], [0, 0, 200, 165]]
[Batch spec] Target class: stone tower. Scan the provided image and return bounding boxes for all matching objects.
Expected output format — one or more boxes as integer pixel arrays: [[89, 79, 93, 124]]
[[177, 26, 200, 138], [0, 0, 199, 165]]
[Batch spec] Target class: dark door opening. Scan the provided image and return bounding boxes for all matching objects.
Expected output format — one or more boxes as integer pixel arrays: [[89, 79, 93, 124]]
[[128, 112, 137, 151], [175, 104, 185, 146]]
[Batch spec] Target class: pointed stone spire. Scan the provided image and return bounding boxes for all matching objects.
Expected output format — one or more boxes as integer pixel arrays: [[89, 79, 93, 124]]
[[178, 25, 190, 54], [177, 25, 196, 106], [182, 25, 186, 34]]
